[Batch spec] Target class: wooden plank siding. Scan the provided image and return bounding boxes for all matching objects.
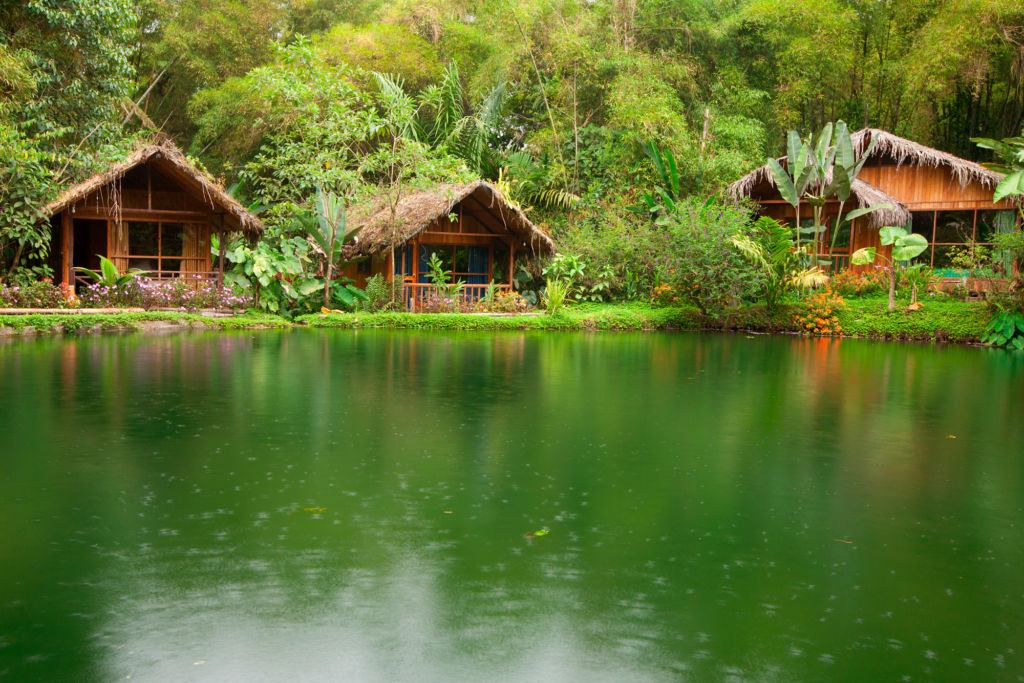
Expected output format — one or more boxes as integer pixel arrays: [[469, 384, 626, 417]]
[[859, 164, 1016, 211]]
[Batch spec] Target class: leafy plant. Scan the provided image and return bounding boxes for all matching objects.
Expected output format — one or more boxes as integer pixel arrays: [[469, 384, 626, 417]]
[[221, 231, 310, 313], [658, 198, 763, 317], [730, 216, 828, 312], [633, 142, 682, 226], [901, 265, 936, 305], [426, 251, 465, 299], [361, 273, 404, 312], [982, 310, 1024, 350], [947, 241, 992, 280], [767, 121, 889, 266], [851, 226, 929, 310], [75, 256, 145, 288], [543, 278, 572, 315], [971, 134, 1024, 204]]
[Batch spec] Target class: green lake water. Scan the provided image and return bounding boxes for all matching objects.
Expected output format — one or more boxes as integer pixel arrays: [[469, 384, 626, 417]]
[[1, 329, 1022, 682]]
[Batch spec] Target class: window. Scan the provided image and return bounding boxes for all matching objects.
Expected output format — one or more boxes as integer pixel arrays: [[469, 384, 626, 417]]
[[121, 221, 207, 276], [417, 244, 489, 283], [905, 210, 1018, 275]]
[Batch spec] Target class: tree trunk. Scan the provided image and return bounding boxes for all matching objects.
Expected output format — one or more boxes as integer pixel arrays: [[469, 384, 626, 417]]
[[323, 263, 333, 308], [4, 241, 25, 283], [888, 266, 897, 310]]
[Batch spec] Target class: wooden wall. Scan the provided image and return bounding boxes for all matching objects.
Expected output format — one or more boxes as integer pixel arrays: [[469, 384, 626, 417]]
[[858, 164, 1014, 211]]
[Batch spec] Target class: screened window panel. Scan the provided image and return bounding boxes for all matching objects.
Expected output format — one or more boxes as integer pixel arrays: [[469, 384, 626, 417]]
[[161, 223, 185, 256], [909, 211, 935, 240], [934, 211, 974, 243], [128, 222, 159, 256]]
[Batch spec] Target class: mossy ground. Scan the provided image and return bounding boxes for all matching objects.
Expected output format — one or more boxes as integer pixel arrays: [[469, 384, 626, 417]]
[[0, 297, 993, 345], [299, 296, 992, 343], [0, 311, 290, 335]]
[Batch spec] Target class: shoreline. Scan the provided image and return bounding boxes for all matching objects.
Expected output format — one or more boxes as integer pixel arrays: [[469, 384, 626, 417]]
[[0, 297, 996, 346]]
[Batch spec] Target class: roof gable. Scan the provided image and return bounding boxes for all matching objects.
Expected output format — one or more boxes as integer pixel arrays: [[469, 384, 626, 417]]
[[44, 142, 263, 234]]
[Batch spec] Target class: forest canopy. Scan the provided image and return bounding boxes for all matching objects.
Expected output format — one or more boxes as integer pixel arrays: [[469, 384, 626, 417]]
[[2, 0, 1023, 253]]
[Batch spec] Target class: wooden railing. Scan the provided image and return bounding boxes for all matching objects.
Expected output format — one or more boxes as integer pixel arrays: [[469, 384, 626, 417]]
[[402, 280, 511, 311]]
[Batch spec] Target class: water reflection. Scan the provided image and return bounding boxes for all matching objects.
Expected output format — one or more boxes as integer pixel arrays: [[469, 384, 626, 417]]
[[0, 330, 1022, 682]]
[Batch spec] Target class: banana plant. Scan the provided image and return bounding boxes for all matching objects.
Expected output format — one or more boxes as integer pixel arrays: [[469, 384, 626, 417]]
[[851, 226, 929, 310], [304, 186, 366, 308], [75, 255, 145, 288], [767, 130, 816, 256], [971, 134, 1024, 206], [771, 122, 889, 268]]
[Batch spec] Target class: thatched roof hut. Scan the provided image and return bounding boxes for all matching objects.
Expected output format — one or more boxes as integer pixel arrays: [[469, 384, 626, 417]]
[[728, 128, 1017, 221], [45, 140, 263, 235], [727, 127, 1020, 274], [346, 181, 555, 256], [45, 139, 264, 286]]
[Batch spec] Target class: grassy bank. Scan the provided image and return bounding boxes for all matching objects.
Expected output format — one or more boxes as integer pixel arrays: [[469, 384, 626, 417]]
[[0, 311, 291, 335], [0, 297, 994, 345], [300, 297, 992, 343]]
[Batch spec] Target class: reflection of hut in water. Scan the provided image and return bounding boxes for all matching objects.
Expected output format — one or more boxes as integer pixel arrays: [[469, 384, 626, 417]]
[[41, 140, 263, 287], [340, 181, 555, 307], [729, 129, 1021, 277]]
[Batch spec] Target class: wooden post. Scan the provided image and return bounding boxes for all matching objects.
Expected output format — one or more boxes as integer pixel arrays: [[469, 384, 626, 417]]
[[508, 243, 514, 288], [62, 211, 72, 285], [217, 214, 225, 286], [147, 165, 152, 210]]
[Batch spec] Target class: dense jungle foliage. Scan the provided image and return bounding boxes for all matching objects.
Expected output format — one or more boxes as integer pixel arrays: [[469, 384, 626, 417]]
[[2, 0, 1024, 303]]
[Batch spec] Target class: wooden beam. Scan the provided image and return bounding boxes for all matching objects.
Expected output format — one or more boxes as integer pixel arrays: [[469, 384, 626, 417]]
[[460, 194, 510, 235], [72, 207, 211, 221], [417, 232, 495, 246], [217, 214, 225, 286], [62, 211, 71, 285]]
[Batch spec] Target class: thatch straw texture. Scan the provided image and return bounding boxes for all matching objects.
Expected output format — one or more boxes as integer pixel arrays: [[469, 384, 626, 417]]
[[851, 128, 1006, 189], [44, 140, 263, 234], [346, 181, 555, 255]]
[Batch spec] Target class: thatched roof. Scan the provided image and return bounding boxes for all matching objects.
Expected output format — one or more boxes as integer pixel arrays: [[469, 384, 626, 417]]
[[728, 127, 1016, 228], [346, 181, 555, 255], [851, 128, 1007, 189], [44, 141, 263, 234]]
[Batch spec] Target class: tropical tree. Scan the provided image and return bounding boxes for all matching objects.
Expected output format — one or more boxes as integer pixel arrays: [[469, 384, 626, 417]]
[[768, 121, 891, 267], [303, 186, 365, 308]]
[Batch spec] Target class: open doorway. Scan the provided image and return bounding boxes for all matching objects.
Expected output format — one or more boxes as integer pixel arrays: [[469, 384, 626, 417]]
[[72, 219, 107, 283]]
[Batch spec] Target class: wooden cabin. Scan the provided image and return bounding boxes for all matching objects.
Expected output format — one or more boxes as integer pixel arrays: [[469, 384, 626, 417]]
[[729, 129, 1021, 276], [42, 142, 263, 287], [341, 181, 555, 308]]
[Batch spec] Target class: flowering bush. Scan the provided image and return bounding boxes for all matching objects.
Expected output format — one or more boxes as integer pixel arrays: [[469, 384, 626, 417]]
[[77, 276, 253, 311], [655, 199, 763, 316], [479, 289, 530, 313], [419, 292, 477, 313], [831, 268, 889, 297], [795, 288, 845, 335], [650, 282, 682, 306], [0, 279, 78, 308]]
